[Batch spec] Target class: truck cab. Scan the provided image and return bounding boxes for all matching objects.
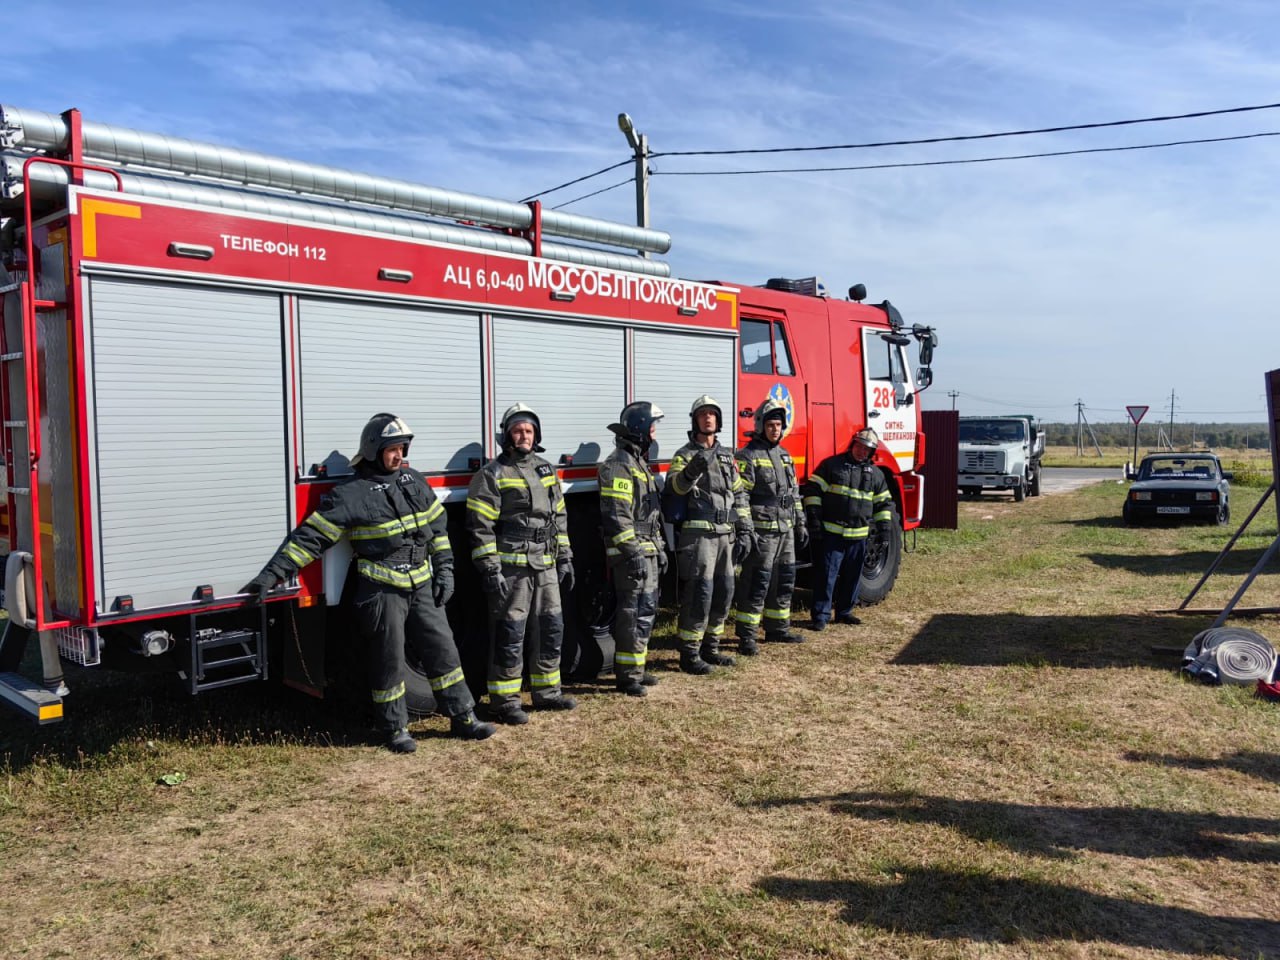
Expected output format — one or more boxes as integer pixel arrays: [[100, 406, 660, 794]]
[[957, 415, 1045, 501]]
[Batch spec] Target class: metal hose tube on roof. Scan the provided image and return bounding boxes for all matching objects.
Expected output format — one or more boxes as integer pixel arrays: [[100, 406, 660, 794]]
[[0, 104, 672, 254], [1184, 627, 1277, 686], [4, 155, 670, 276]]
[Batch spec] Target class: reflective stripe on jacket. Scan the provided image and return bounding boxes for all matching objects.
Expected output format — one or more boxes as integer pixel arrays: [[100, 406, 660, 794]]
[[259, 465, 451, 589], [802, 453, 893, 539], [735, 439, 804, 533], [466, 450, 570, 573], [599, 441, 663, 561], [669, 440, 750, 533]]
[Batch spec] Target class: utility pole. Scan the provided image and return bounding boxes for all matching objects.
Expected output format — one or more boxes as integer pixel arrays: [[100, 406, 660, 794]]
[[1167, 388, 1177, 447], [947, 390, 959, 410], [616, 113, 650, 258], [1078, 403, 1104, 457], [1076, 400, 1085, 456]]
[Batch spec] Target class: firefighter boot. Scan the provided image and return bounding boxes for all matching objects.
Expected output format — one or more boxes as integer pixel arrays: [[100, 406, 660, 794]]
[[450, 710, 497, 740], [701, 643, 736, 667], [386, 728, 417, 754], [738, 636, 760, 656], [764, 630, 806, 644], [535, 695, 578, 711], [616, 679, 648, 697], [680, 652, 714, 675], [641, 673, 661, 687], [490, 703, 531, 725]]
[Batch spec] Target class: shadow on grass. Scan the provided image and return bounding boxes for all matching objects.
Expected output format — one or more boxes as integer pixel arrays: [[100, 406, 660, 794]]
[[1058, 514, 1130, 529], [892, 613, 1210, 668], [1125, 749, 1280, 785], [758, 867, 1279, 957], [0, 658, 379, 774], [1084, 548, 1272, 576], [752, 790, 1280, 863]]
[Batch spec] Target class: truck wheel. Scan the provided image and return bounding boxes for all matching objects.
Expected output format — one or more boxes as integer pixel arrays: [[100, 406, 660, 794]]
[[858, 503, 902, 605], [1216, 502, 1230, 526], [960, 487, 979, 499], [1013, 479, 1027, 502], [1029, 469, 1042, 497]]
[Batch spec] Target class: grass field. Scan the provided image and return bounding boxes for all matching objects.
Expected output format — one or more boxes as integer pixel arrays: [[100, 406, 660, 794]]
[[2, 479, 1278, 959], [1042, 446, 1275, 485]]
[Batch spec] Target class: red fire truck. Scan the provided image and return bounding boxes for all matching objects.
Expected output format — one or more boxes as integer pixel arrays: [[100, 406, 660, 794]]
[[0, 106, 937, 723]]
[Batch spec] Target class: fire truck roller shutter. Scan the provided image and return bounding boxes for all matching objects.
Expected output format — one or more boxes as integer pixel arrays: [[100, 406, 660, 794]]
[[490, 317, 624, 468], [88, 279, 289, 611], [632, 330, 737, 461], [296, 300, 483, 476], [489, 316, 625, 685]]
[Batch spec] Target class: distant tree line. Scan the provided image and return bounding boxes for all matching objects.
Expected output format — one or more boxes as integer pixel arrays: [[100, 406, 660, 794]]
[[1042, 422, 1272, 451]]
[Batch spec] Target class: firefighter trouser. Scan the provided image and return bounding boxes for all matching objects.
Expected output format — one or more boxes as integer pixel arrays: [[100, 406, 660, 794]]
[[611, 554, 659, 685], [732, 530, 797, 641], [675, 528, 735, 658], [352, 577, 474, 733], [486, 565, 566, 708], [810, 535, 868, 625]]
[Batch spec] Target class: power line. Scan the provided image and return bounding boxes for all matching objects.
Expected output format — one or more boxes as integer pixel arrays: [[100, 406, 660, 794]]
[[656, 131, 1280, 178], [652, 101, 1280, 158], [550, 177, 635, 210], [523, 100, 1280, 203], [952, 391, 1062, 410], [520, 157, 632, 202]]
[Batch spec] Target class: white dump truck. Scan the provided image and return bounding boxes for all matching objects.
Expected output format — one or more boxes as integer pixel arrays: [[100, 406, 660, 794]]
[[957, 415, 1045, 501]]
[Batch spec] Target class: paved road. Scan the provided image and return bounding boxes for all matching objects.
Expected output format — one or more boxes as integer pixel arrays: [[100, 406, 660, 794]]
[[1040, 466, 1122, 495]]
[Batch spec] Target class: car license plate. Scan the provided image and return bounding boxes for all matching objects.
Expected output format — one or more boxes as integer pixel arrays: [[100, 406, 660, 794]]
[[1157, 506, 1190, 515]]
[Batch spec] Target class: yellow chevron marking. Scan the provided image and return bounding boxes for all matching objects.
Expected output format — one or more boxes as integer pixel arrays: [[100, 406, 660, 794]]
[[81, 198, 141, 258]]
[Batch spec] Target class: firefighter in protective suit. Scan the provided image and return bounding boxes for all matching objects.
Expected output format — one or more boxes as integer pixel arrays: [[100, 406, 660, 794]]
[[599, 401, 667, 696], [666, 396, 754, 674], [731, 398, 808, 653], [466, 403, 577, 724], [242, 414, 495, 753], [802, 426, 894, 630]]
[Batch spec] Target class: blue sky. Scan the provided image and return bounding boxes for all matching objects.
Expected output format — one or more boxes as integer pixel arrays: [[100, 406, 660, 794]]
[[5, 0, 1278, 424]]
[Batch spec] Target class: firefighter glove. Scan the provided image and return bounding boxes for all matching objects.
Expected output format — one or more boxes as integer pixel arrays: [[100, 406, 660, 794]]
[[656, 546, 669, 575], [795, 523, 810, 552], [732, 530, 756, 566], [482, 569, 511, 605], [240, 572, 277, 598], [876, 520, 892, 539], [625, 553, 649, 582], [680, 450, 710, 483], [557, 559, 576, 592], [432, 566, 455, 607]]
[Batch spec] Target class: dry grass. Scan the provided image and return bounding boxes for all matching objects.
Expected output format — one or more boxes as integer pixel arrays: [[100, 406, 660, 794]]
[[2, 480, 1278, 959]]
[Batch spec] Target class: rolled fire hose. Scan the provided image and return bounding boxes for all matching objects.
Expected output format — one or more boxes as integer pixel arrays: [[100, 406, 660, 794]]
[[1183, 627, 1277, 686]]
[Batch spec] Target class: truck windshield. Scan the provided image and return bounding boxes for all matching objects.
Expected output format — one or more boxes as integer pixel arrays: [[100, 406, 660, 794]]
[[959, 420, 1026, 443]]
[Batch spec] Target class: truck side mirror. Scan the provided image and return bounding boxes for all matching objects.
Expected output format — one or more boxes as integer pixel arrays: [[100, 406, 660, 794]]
[[912, 325, 937, 366], [915, 367, 933, 389]]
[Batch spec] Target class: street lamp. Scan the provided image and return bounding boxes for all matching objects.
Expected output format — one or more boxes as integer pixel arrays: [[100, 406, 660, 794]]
[[617, 112, 650, 257]]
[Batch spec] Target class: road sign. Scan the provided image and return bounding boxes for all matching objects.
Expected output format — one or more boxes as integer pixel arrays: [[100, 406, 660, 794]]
[[1126, 405, 1149, 425]]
